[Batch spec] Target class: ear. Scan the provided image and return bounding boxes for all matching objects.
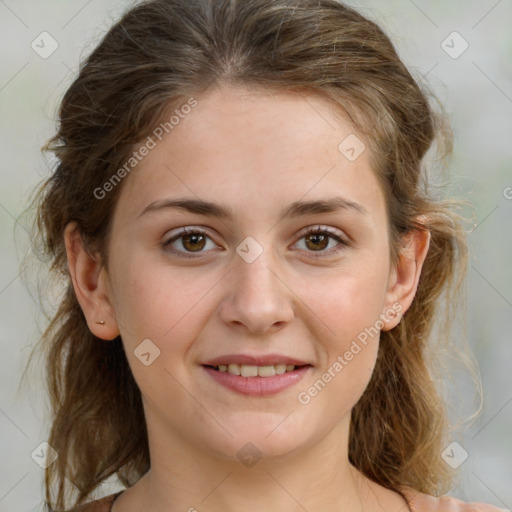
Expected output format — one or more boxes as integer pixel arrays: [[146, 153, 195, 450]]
[[381, 216, 431, 331], [64, 222, 120, 340]]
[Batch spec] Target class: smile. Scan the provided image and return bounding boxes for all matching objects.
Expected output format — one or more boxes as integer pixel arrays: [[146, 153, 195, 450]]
[[202, 364, 312, 396], [210, 363, 298, 377]]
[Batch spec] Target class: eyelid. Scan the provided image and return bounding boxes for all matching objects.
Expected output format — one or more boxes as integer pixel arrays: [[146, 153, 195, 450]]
[[293, 225, 350, 257], [296, 225, 346, 240], [163, 225, 213, 243]]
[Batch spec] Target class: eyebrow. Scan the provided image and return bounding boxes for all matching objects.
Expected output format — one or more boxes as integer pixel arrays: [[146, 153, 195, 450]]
[[137, 196, 369, 221]]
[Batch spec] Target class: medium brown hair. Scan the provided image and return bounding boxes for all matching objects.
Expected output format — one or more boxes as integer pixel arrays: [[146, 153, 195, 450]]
[[22, 0, 479, 510]]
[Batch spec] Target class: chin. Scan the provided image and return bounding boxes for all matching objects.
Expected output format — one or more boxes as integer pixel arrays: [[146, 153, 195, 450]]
[[199, 412, 316, 465]]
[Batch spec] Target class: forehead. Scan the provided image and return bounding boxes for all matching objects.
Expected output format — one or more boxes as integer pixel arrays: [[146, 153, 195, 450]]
[[113, 84, 385, 225]]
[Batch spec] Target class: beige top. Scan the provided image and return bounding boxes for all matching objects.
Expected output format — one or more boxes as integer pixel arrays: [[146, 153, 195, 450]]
[[399, 486, 509, 512], [72, 487, 509, 512]]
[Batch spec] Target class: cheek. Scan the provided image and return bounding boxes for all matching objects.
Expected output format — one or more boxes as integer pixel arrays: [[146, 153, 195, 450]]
[[310, 263, 389, 343], [301, 259, 387, 405], [300, 278, 382, 419], [109, 249, 208, 344], [109, 255, 212, 395]]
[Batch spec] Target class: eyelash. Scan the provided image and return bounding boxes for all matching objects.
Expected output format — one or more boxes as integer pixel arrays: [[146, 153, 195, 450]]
[[162, 226, 350, 260]]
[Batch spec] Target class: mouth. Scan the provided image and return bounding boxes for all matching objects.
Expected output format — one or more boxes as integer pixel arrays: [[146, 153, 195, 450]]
[[203, 363, 310, 377], [201, 363, 313, 396]]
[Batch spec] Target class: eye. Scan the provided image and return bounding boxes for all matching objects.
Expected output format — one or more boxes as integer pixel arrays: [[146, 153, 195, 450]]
[[162, 227, 218, 258], [294, 226, 350, 257], [162, 225, 350, 259]]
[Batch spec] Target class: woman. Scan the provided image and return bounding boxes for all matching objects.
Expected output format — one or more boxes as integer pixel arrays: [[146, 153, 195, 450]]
[[26, 0, 506, 510]]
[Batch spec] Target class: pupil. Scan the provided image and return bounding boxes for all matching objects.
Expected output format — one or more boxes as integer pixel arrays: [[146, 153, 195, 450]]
[[183, 234, 205, 251], [307, 234, 327, 250]]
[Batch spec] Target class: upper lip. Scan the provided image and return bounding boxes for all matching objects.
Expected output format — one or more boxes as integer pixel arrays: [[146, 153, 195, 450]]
[[202, 354, 312, 367]]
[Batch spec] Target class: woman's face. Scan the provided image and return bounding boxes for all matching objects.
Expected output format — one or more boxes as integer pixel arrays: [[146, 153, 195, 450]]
[[103, 84, 404, 463]]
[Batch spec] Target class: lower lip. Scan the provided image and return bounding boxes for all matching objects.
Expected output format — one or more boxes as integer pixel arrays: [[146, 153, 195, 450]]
[[202, 365, 312, 396]]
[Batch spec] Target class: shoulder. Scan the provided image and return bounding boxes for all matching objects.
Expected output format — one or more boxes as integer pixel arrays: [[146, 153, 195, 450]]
[[400, 486, 509, 512], [70, 491, 123, 512]]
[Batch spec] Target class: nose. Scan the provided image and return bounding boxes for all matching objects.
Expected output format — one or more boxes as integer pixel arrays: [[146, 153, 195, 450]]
[[218, 246, 295, 335]]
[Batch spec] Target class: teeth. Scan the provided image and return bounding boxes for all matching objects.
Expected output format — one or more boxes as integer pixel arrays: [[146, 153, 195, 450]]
[[215, 363, 299, 377], [257, 365, 275, 377], [240, 365, 259, 377], [275, 364, 287, 374], [227, 363, 241, 376]]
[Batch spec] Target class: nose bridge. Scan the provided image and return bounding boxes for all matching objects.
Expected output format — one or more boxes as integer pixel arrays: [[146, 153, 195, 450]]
[[220, 238, 294, 333], [235, 240, 283, 303], [237, 245, 278, 293]]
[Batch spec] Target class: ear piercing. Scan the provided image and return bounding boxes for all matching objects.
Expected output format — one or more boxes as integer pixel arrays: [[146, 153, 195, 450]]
[[95, 320, 106, 325], [393, 312, 402, 322], [387, 309, 402, 322]]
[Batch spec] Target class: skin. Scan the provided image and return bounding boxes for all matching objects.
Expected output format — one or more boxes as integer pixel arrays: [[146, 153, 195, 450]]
[[64, 83, 430, 512]]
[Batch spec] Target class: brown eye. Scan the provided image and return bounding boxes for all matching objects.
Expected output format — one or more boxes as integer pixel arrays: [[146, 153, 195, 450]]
[[181, 233, 207, 252], [304, 232, 330, 251], [163, 227, 217, 258], [295, 226, 350, 258]]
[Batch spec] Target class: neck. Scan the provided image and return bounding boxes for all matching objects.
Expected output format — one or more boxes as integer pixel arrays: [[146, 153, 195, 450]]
[[114, 413, 407, 512]]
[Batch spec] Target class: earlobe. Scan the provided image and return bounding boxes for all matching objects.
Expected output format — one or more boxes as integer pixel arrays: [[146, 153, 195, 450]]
[[381, 218, 431, 332], [63, 222, 120, 341]]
